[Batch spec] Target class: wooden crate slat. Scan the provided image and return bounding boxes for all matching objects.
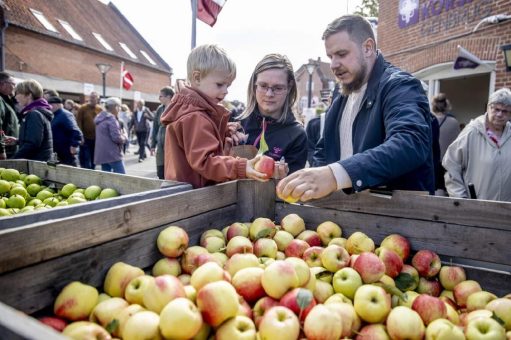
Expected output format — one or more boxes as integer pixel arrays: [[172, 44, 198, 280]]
[[301, 190, 511, 231], [0, 301, 66, 340], [235, 180, 275, 221], [0, 182, 237, 274], [0, 205, 236, 314], [275, 203, 511, 271]]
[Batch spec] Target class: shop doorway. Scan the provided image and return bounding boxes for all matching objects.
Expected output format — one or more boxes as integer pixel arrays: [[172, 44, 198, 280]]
[[439, 73, 490, 128]]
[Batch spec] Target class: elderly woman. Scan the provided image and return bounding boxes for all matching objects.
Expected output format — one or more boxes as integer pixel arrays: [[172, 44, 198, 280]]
[[5, 79, 53, 161], [443, 88, 511, 201], [236, 54, 307, 174], [94, 97, 127, 174]]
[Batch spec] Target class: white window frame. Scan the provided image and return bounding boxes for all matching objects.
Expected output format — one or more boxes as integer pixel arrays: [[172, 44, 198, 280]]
[[119, 42, 137, 59], [140, 50, 156, 65], [30, 8, 58, 33], [58, 19, 82, 41], [93, 32, 114, 51]]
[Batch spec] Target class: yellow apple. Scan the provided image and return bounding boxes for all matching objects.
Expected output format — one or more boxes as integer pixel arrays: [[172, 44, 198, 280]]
[[190, 261, 230, 291], [196, 281, 240, 327], [345, 231, 375, 254], [216, 315, 256, 340], [89, 297, 129, 328], [54, 281, 99, 321], [304, 304, 343, 340], [159, 297, 202, 339], [123, 310, 162, 340], [152, 257, 182, 277], [258, 306, 300, 340], [261, 260, 299, 299], [62, 321, 111, 339], [142, 274, 186, 313], [157, 225, 189, 257], [386, 306, 425, 340], [103, 262, 144, 298], [124, 275, 155, 306]]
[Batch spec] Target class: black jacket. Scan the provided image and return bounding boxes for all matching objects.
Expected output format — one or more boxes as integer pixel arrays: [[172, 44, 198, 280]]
[[51, 108, 83, 165], [241, 109, 307, 174], [314, 52, 435, 194], [305, 116, 321, 166], [15, 108, 53, 161]]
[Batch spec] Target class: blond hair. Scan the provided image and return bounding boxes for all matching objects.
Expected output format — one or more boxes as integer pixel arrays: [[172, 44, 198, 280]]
[[15, 79, 44, 99], [187, 44, 236, 83]]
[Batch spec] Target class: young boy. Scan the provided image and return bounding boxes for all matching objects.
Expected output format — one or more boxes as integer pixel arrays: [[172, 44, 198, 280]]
[[160, 44, 267, 188]]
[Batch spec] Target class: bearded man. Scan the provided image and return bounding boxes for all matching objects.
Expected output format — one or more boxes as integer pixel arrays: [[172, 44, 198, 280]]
[[278, 15, 434, 201]]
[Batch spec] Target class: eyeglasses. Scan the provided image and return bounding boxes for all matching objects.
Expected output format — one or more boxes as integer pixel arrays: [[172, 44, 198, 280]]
[[255, 83, 288, 95], [490, 104, 511, 116]]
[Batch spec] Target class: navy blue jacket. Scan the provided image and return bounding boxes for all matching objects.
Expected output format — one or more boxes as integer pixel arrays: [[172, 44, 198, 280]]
[[314, 53, 435, 194], [51, 108, 83, 165], [241, 109, 307, 174], [15, 108, 54, 161]]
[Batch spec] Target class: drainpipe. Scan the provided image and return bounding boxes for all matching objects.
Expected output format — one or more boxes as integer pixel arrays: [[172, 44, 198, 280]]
[[0, 2, 6, 71]]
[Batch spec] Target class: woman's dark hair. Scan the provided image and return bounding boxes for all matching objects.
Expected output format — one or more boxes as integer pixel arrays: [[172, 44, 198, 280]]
[[431, 93, 451, 114]]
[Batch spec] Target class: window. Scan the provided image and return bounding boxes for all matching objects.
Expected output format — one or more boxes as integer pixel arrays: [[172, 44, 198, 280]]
[[119, 43, 137, 59], [30, 9, 58, 33], [93, 32, 113, 51], [58, 20, 82, 41], [140, 50, 156, 65]]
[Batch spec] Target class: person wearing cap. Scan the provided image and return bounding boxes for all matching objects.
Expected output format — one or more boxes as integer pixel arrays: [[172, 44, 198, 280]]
[[443, 88, 511, 201], [94, 97, 127, 174], [47, 96, 83, 166]]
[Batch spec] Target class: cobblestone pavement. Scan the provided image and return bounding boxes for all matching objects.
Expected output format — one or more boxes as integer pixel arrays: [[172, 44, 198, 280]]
[[122, 144, 158, 179]]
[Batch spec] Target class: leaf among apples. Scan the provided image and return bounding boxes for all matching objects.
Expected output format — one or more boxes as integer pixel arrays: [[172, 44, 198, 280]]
[[395, 272, 416, 291]]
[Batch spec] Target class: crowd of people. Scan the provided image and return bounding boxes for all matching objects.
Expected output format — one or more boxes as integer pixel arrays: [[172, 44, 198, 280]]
[[1, 14, 510, 202]]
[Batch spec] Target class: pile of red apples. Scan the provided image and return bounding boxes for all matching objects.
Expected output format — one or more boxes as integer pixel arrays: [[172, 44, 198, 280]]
[[43, 214, 510, 339]]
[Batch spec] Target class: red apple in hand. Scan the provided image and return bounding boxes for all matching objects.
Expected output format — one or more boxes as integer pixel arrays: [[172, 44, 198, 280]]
[[254, 155, 275, 179]]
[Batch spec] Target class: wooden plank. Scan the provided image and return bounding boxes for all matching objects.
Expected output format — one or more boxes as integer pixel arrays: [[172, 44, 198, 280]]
[[29, 161, 181, 193], [0, 205, 236, 314], [0, 160, 29, 173], [275, 203, 511, 270], [297, 190, 511, 231], [0, 301, 66, 340], [0, 184, 192, 230], [0, 182, 237, 273], [235, 180, 275, 222]]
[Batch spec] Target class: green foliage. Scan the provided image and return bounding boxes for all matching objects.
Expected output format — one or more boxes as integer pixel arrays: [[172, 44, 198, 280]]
[[353, 0, 379, 17]]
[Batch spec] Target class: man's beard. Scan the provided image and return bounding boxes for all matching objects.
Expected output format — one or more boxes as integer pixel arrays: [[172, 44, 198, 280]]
[[340, 57, 367, 96]]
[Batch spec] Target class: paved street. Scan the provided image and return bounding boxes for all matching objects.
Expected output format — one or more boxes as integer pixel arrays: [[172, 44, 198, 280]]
[[123, 144, 159, 179]]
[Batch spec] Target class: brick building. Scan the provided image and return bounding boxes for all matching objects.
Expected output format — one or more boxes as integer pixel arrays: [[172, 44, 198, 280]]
[[379, 0, 511, 125], [0, 0, 172, 108], [295, 57, 336, 115]]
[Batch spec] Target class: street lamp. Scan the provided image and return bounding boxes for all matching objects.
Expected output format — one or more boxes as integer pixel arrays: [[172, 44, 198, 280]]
[[501, 44, 511, 72], [306, 61, 317, 108], [96, 63, 112, 98]]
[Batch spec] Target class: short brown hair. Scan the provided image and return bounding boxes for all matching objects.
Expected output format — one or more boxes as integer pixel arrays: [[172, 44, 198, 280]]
[[322, 15, 376, 47], [15, 79, 44, 99]]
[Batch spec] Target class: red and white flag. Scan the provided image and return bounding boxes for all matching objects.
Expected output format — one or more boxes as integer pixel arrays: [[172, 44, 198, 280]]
[[121, 64, 134, 90], [197, 0, 226, 27]]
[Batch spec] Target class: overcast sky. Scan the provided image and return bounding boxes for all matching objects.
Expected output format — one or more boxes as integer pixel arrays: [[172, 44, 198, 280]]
[[107, 0, 363, 101]]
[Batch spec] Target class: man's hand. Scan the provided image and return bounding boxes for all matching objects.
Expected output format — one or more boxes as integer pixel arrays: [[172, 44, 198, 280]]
[[276, 166, 337, 202]]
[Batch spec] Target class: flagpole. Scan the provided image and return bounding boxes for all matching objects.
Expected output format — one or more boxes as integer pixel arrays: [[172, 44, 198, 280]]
[[191, 0, 197, 49], [120, 61, 124, 102]]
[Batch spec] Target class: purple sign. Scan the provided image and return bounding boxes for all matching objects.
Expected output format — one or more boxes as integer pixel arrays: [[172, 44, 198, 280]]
[[398, 0, 420, 28]]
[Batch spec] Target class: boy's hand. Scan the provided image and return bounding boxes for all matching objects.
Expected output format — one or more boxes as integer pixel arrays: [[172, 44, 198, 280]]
[[246, 155, 269, 182]]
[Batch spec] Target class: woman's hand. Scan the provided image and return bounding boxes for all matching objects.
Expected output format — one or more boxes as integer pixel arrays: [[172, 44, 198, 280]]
[[273, 157, 289, 179], [2, 136, 17, 146]]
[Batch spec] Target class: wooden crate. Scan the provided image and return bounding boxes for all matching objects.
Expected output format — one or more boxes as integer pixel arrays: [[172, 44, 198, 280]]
[[0, 180, 509, 339], [0, 159, 192, 229]]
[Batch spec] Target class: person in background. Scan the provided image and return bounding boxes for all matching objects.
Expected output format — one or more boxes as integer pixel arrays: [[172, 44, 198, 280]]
[[118, 104, 132, 154], [4, 79, 53, 161], [236, 53, 308, 174], [76, 92, 102, 169], [151, 86, 175, 179], [443, 88, 511, 201], [0, 72, 19, 159], [277, 15, 434, 202], [305, 114, 321, 166], [130, 99, 153, 162], [160, 44, 270, 188], [71, 102, 81, 117], [47, 96, 83, 166], [43, 89, 59, 100], [94, 97, 127, 174], [431, 93, 460, 159], [64, 99, 76, 113]]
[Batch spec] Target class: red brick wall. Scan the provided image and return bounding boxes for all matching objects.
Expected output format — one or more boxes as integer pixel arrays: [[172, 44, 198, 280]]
[[379, 0, 511, 88], [5, 26, 171, 96]]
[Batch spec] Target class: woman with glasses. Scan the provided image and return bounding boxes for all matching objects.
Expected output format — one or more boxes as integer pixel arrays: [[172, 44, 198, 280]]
[[237, 54, 307, 174], [443, 88, 511, 201]]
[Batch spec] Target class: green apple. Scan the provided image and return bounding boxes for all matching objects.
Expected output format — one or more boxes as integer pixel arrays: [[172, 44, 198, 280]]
[[486, 298, 511, 331], [60, 183, 77, 198], [332, 267, 362, 300], [24, 174, 42, 185], [84, 185, 102, 200], [6, 194, 25, 209], [426, 318, 465, 340], [465, 317, 506, 340], [99, 187, 119, 199], [353, 284, 391, 323]]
